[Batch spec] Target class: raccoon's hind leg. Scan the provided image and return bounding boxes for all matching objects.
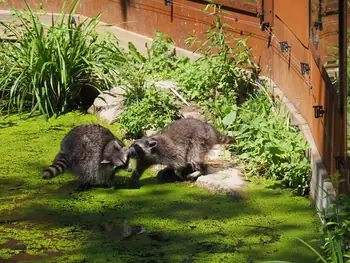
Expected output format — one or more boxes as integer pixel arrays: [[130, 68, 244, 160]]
[[185, 146, 207, 181], [70, 166, 93, 191], [43, 152, 69, 179], [187, 162, 207, 180]]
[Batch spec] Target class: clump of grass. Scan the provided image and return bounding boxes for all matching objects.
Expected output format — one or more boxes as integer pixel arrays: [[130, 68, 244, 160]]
[[0, 0, 126, 117]]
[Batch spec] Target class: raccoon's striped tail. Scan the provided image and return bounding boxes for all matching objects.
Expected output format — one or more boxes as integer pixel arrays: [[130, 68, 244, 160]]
[[43, 153, 69, 179], [216, 131, 236, 144]]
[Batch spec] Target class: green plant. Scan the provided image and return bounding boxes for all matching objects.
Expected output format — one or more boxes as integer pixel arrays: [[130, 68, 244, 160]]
[[145, 31, 189, 76], [117, 85, 181, 137], [320, 174, 350, 262], [179, 2, 259, 124], [117, 31, 189, 112], [224, 92, 311, 195], [0, 0, 126, 117]]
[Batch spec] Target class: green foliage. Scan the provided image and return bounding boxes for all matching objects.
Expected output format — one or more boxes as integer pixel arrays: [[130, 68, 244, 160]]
[[225, 93, 311, 195], [179, 2, 258, 124], [145, 31, 189, 75], [320, 174, 350, 262], [116, 31, 188, 136], [117, 85, 181, 137], [0, 0, 126, 117]]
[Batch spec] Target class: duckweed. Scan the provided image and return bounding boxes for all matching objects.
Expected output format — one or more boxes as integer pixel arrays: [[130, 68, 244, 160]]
[[0, 112, 321, 262]]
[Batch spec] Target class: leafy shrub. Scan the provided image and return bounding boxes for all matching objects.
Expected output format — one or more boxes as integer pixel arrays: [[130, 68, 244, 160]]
[[224, 93, 311, 195], [320, 174, 350, 262], [0, 0, 126, 117], [117, 85, 181, 137], [178, 3, 258, 125], [117, 31, 189, 114], [145, 31, 189, 76]]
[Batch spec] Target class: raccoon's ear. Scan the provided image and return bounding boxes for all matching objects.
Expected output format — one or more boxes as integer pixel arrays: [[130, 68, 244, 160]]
[[113, 140, 123, 150], [101, 160, 111, 164], [149, 140, 158, 149]]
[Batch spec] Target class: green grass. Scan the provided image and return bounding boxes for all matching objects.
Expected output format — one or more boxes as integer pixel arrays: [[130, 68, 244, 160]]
[[0, 112, 322, 262]]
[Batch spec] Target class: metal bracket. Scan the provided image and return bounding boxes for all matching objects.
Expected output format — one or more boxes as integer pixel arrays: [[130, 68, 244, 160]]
[[71, 16, 77, 28], [334, 156, 345, 170], [300, 62, 310, 75], [165, 0, 173, 6], [314, 21, 323, 31], [313, 106, 325, 118], [261, 22, 270, 31], [279, 41, 290, 53]]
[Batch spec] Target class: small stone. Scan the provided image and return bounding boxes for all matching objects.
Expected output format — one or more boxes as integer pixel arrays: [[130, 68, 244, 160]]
[[180, 105, 205, 121], [144, 80, 179, 90], [145, 129, 157, 136], [87, 86, 125, 124], [196, 168, 248, 196]]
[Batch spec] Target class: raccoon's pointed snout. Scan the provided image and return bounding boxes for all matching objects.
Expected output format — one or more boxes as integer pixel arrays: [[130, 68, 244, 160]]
[[127, 146, 138, 159]]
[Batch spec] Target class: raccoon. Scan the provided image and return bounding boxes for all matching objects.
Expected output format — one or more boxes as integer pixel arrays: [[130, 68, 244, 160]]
[[128, 118, 236, 182], [43, 124, 130, 189]]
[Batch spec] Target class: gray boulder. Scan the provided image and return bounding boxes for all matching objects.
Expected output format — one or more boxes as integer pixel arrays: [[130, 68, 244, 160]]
[[196, 167, 248, 197], [180, 105, 205, 121], [87, 86, 125, 124]]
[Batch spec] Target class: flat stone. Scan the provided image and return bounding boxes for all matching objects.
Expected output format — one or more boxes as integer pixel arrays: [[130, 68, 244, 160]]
[[88, 86, 125, 124], [196, 168, 248, 196], [145, 129, 157, 136], [180, 105, 205, 121], [145, 80, 179, 90], [151, 164, 167, 173], [207, 145, 231, 162]]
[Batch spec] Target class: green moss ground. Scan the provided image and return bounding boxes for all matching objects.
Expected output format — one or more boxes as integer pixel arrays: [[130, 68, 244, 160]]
[[0, 112, 321, 263]]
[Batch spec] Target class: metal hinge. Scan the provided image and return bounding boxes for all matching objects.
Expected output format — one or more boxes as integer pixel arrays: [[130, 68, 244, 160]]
[[300, 62, 310, 75], [279, 41, 290, 53], [313, 106, 325, 118], [334, 156, 345, 170], [165, 0, 173, 6]]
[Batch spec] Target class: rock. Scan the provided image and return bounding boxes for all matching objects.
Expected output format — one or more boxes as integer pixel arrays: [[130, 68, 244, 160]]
[[207, 145, 231, 162], [196, 168, 248, 196], [151, 164, 167, 174], [87, 86, 125, 124], [180, 105, 205, 121], [145, 129, 157, 136], [145, 80, 179, 90]]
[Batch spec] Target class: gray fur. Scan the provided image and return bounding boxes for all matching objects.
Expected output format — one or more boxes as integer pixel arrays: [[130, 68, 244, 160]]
[[128, 118, 236, 182], [43, 124, 130, 188]]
